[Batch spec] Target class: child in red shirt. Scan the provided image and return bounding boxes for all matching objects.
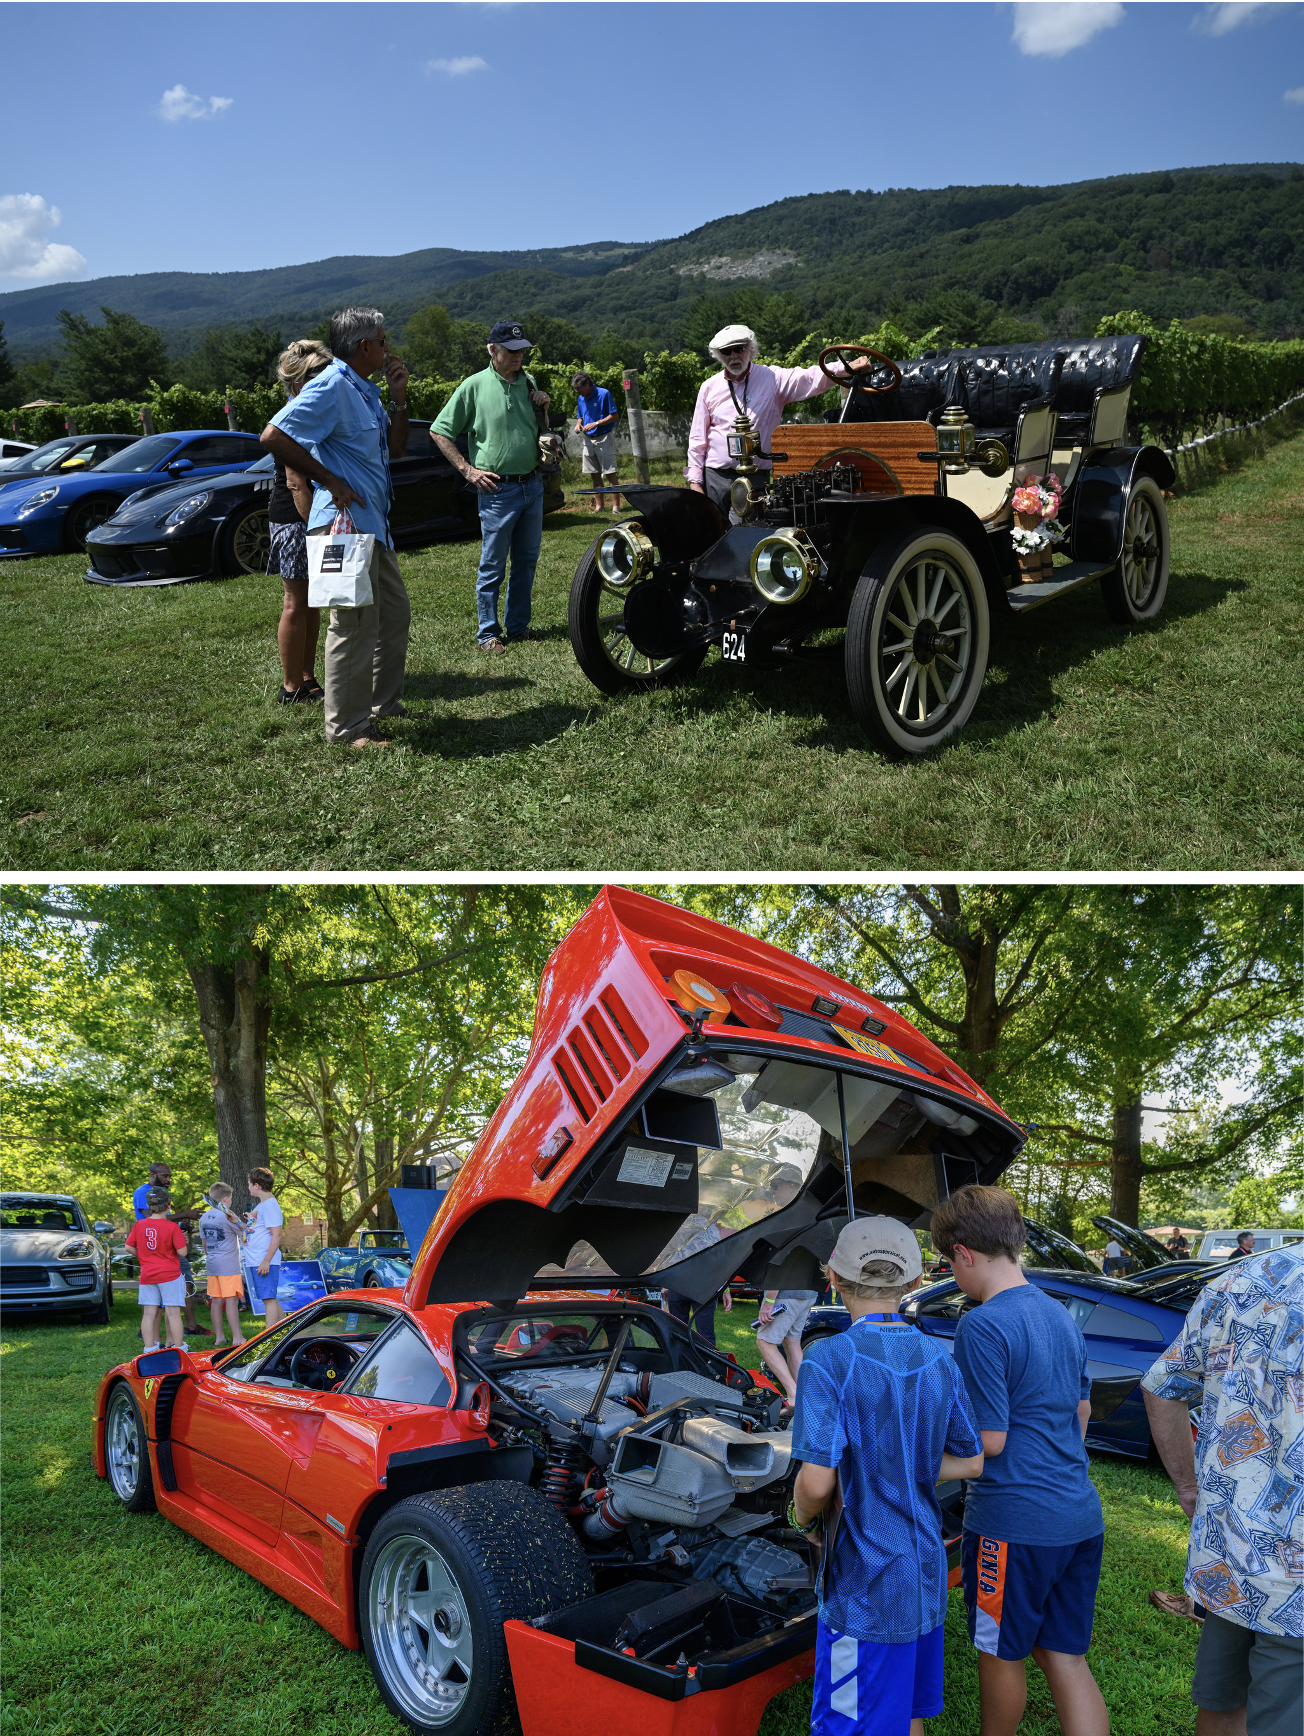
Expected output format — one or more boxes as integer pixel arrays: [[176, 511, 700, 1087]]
[[125, 1186, 189, 1350]]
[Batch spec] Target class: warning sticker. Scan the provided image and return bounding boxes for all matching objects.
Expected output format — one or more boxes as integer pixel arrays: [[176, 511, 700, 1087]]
[[671, 1161, 694, 1181], [617, 1146, 674, 1188]]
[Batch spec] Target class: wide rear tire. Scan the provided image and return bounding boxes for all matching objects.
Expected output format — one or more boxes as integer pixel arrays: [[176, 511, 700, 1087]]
[[104, 1383, 156, 1514], [218, 501, 270, 576], [844, 528, 990, 756], [568, 529, 706, 697], [1099, 474, 1169, 624], [359, 1482, 591, 1736]]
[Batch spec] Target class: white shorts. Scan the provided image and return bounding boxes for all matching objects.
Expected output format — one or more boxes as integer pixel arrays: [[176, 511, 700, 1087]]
[[581, 433, 617, 474], [138, 1277, 186, 1307]]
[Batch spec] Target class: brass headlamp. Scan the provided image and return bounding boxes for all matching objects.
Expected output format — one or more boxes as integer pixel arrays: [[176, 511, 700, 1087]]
[[749, 527, 822, 605], [596, 521, 655, 590]]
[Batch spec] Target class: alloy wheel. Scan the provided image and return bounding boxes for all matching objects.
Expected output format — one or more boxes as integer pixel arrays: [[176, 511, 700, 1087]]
[[367, 1535, 474, 1727]]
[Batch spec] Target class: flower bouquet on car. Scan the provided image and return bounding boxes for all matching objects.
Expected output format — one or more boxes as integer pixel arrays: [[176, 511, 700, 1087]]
[[1010, 472, 1065, 582]]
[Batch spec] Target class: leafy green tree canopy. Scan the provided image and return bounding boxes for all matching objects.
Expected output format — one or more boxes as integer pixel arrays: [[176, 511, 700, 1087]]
[[178, 323, 283, 391], [57, 306, 172, 401], [396, 305, 491, 379]]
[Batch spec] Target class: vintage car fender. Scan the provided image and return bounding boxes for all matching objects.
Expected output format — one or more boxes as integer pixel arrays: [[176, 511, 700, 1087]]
[[825, 494, 1008, 607], [1069, 444, 1176, 566]]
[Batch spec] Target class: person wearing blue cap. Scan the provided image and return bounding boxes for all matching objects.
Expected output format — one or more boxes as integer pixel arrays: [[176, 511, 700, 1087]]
[[430, 321, 552, 652]]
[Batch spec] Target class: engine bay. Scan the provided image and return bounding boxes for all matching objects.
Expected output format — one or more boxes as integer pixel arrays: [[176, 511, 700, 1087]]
[[459, 1305, 818, 1657]]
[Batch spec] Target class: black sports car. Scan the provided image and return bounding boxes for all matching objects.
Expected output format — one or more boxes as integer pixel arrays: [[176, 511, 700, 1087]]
[[83, 420, 518, 585]]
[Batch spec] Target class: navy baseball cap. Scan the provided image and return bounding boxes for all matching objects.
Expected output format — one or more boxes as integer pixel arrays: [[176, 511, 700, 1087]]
[[488, 320, 532, 350]]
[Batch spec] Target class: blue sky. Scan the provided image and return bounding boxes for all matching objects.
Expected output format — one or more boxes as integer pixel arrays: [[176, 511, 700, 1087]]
[[2, 1, 1302, 291]]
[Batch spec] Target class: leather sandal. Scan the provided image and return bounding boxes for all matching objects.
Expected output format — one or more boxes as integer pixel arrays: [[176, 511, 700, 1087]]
[[1148, 1590, 1203, 1622]]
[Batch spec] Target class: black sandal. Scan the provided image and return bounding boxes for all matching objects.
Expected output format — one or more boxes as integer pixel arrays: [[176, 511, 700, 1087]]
[[300, 677, 324, 700], [276, 684, 317, 705]]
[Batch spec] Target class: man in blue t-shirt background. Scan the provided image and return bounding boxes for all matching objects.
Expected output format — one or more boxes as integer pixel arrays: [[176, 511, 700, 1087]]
[[571, 370, 620, 513], [791, 1217, 984, 1736], [931, 1185, 1108, 1736], [131, 1161, 208, 1339]]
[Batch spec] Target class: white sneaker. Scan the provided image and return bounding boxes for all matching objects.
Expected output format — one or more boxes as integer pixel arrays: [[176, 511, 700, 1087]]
[[143, 1344, 160, 1353]]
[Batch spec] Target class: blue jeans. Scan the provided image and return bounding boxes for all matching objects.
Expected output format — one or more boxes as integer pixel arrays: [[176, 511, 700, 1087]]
[[476, 474, 543, 641]]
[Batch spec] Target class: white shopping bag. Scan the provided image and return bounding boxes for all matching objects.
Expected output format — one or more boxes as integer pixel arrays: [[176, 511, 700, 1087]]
[[307, 512, 375, 608]]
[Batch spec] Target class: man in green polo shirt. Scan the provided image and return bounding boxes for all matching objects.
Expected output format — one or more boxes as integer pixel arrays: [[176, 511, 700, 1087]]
[[431, 319, 552, 652]]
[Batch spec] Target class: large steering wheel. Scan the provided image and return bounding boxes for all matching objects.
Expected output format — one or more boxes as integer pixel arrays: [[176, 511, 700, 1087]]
[[289, 1337, 361, 1392], [818, 344, 903, 395]]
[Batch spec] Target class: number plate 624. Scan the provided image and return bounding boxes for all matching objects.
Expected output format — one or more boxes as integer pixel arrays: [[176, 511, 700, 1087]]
[[721, 629, 747, 663]]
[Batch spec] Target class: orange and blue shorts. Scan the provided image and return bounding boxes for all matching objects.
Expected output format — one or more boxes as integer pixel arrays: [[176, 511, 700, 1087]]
[[961, 1531, 1103, 1661]]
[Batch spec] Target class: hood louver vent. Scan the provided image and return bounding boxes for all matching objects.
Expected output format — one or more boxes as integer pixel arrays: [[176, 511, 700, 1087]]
[[553, 987, 647, 1123]]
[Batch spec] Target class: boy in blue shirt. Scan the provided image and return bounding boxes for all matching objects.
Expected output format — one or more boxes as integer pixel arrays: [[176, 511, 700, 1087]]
[[571, 371, 620, 513], [791, 1217, 985, 1736], [930, 1186, 1108, 1736]]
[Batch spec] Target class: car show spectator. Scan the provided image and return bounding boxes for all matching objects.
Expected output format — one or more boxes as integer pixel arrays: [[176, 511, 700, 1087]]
[[1141, 1243, 1302, 1736], [1165, 1229, 1191, 1258], [571, 371, 619, 513], [790, 1217, 984, 1736], [660, 1211, 734, 1347], [126, 1186, 188, 1351], [430, 319, 552, 652], [244, 1168, 285, 1329], [1103, 1235, 1126, 1276], [932, 1186, 1109, 1736], [685, 324, 871, 515], [269, 339, 334, 705], [198, 1182, 246, 1348], [131, 1163, 209, 1339], [261, 307, 411, 748], [1230, 1229, 1257, 1260]]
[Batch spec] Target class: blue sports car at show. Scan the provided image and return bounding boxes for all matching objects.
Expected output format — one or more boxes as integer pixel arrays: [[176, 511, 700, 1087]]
[[801, 1258, 1210, 1460], [0, 429, 263, 555], [316, 1228, 413, 1291]]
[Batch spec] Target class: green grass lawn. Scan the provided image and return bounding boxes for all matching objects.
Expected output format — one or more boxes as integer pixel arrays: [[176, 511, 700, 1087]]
[[2, 427, 1300, 872], [2, 1306, 1201, 1736]]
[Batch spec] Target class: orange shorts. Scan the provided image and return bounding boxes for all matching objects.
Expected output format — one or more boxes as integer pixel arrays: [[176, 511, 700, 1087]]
[[206, 1272, 243, 1299]]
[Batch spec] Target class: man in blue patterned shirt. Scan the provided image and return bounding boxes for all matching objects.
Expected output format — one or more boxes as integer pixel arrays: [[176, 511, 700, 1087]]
[[1141, 1244, 1302, 1736], [791, 1217, 984, 1736]]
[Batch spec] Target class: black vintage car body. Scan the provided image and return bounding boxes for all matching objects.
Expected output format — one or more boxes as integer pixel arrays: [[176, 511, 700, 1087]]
[[567, 335, 1174, 755], [83, 420, 505, 586]]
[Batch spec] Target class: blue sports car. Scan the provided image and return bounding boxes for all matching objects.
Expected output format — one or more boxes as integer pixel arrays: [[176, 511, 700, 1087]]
[[801, 1261, 1210, 1460], [317, 1229, 413, 1292], [0, 429, 263, 556]]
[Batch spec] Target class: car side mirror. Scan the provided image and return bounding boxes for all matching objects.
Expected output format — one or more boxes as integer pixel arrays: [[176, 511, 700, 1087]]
[[166, 458, 194, 476], [136, 1346, 198, 1376], [93, 1221, 113, 1235]]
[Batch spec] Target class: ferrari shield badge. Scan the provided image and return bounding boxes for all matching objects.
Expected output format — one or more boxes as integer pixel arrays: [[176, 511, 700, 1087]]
[[143, 1378, 156, 1402]]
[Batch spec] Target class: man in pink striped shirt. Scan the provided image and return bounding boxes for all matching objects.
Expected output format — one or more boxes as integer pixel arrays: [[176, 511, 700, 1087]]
[[685, 323, 869, 513]]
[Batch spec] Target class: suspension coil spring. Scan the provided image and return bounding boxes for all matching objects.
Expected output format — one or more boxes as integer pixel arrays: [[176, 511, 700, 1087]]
[[541, 1442, 586, 1509]]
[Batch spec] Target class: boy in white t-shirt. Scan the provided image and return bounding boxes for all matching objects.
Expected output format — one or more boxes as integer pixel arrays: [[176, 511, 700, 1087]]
[[244, 1167, 285, 1328]]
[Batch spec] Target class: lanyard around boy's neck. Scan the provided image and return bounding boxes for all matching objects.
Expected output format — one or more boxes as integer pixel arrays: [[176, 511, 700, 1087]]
[[858, 1312, 905, 1324]]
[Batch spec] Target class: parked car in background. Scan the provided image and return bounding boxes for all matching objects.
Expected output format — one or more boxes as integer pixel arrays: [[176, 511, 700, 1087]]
[[0, 437, 37, 467], [0, 1192, 115, 1325], [0, 432, 151, 490], [84, 420, 488, 586], [1196, 1227, 1304, 1259], [0, 430, 264, 556], [317, 1228, 413, 1292]]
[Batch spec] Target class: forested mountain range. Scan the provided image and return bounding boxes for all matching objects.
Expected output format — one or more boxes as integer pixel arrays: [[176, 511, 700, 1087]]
[[2, 162, 1300, 362]]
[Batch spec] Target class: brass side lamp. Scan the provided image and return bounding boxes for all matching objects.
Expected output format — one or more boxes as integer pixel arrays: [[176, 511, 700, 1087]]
[[923, 406, 1010, 479]]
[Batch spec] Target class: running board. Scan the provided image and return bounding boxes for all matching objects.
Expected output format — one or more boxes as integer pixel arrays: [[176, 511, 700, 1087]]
[[1004, 559, 1113, 613]]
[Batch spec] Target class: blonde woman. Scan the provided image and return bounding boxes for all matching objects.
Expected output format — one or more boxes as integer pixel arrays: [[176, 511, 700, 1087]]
[[270, 339, 333, 703]]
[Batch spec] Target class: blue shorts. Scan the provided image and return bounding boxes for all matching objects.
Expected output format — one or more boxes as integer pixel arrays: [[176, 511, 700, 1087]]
[[961, 1531, 1103, 1661], [249, 1265, 281, 1301], [812, 1620, 943, 1736]]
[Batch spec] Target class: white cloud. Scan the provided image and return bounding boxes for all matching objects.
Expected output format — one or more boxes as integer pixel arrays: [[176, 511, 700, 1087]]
[[1286, 84, 1304, 103], [1195, 3, 1280, 33], [1012, 2, 1125, 57], [424, 55, 489, 76], [157, 84, 233, 123], [0, 194, 87, 282]]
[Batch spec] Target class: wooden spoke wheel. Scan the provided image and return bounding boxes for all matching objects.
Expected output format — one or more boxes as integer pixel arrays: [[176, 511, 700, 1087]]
[[567, 528, 706, 696], [1100, 475, 1170, 624]]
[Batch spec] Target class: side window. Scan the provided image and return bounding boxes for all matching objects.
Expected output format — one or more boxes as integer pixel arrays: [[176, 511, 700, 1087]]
[[183, 436, 259, 466], [1046, 1292, 1097, 1333], [349, 1324, 451, 1405], [916, 1288, 972, 1322], [1083, 1302, 1165, 1344], [217, 1317, 299, 1381]]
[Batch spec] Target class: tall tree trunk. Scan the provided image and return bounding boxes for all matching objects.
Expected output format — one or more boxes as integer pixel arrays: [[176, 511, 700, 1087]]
[[187, 953, 271, 1214], [374, 1135, 399, 1232], [1109, 1096, 1145, 1225], [318, 1066, 348, 1245], [355, 1139, 374, 1229]]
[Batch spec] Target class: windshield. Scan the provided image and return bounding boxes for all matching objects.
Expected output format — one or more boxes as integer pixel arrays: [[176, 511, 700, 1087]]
[[248, 454, 274, 473], [536, 1052, 919, 1283], [1023, 1222, 1096, 1273], [95, 436, 182, 474], [1, 1197, 86, 1231], [20, 440, 81, 473]]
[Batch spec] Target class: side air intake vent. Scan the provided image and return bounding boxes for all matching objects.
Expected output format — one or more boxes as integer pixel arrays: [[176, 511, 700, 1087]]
[[552, 986, 648, 1122]]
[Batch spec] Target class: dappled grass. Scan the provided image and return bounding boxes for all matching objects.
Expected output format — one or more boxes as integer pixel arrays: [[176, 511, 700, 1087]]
[[2, 427, 1301, 870], [1, 1309, 1199, 1736]]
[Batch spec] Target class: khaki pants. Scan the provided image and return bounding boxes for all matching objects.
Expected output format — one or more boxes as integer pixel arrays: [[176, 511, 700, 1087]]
[[321, 542, 409, 743]]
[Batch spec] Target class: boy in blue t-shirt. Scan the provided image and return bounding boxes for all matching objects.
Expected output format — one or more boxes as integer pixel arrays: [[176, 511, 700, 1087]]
[[931, 1186, 1108, 1736], [791, 1217, 985, 1736]]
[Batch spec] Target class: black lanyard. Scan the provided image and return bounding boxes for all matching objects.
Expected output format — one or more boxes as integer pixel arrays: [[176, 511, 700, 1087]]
[[858, 1312, 905, 1324], [726, 367, 751, 418]]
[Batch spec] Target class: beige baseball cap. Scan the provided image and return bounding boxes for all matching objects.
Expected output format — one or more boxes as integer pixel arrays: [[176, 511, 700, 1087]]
[[829, 1216, 923, 1284]]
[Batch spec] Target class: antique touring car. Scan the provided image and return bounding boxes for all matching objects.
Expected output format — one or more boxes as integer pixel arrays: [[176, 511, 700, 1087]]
[[567, 334, 1174, 755], [94, 890, 1025, 1736]]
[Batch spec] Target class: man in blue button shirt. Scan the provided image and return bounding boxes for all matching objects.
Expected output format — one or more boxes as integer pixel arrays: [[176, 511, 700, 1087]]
[[261, 307, 411, 748], [792, 1217, 984, 1736]]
